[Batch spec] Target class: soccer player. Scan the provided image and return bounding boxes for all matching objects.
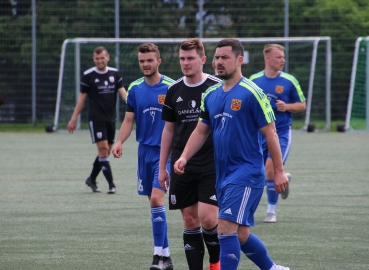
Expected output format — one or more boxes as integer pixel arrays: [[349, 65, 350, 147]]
[[250, 44, 306, 223], [111, 43, 174, 270], [174, 38, 290, 270], [67, 46, 126, 194], [159, 38, 221, 270]]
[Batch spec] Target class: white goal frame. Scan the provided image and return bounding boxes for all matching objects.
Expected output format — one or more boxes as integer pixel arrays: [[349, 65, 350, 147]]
[[53, 37, 332, 131], [345, 36, 369, 131]]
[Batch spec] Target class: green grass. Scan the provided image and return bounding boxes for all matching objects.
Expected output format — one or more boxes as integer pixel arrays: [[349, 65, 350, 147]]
[[1, 131, 369, 269]]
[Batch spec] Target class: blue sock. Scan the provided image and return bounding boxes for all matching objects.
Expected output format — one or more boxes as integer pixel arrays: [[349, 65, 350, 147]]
[[218, 233, 240, 270], [151, 206, 167, 253], [266, 179, 279, 207], [240, 233, 274, 270]]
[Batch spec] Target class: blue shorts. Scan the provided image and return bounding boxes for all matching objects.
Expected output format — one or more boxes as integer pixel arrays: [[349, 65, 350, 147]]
[[137, 143, 170, 196], [262, 127, 291, 164], [217, 184, 263, 226]]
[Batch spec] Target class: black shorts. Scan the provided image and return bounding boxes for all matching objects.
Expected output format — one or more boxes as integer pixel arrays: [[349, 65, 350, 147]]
[[88, 120, 116, 145], [169, 170, 218, 210]]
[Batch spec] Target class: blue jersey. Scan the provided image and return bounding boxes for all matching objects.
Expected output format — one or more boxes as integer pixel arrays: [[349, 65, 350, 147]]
[[126, 75, 175, 147], [200, 77, 275, 189], [249, 71, 305, 130]]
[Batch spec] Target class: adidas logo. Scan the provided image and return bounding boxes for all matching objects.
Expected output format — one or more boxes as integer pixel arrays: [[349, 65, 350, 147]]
[[153, 216, 164, 222], [224, 208, 232, 215], [227, 254, 239, 261], [205, 241, 219, 246], [184, 244, 194, 250], [209, 195, 217, 201], [176, 96, 183, 102], [95, 78, 100, 83], [101, 166, 107, 171]]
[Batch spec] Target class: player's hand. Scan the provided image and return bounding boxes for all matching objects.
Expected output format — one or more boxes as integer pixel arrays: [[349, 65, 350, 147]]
[[274, 172, 289, 194], [112, 144, 122, 158], [158, 169, 170, 191], [276, 100, 288, 112], [67, 119, 76, 133], [174, 157, 187, 175]]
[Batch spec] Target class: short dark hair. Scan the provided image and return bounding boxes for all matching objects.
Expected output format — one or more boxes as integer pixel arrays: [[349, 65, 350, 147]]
[[137, 43, 160, 58], [94, 46, 108, 55], [216, 39, 244, 58], [180, 37, 205, 57]]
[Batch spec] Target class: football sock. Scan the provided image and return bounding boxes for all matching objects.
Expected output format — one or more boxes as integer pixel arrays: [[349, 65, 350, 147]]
[[218, 233, 240, 269], [162, 222, 170, 256], [99, 157, 114, 188], [89, 156, 100, 182], [151, 206, 167, 255], [202, 225, 220, 263], [240, 233, 274, 270], [183, 227, 204, 270], [266, 179, 279, 214]]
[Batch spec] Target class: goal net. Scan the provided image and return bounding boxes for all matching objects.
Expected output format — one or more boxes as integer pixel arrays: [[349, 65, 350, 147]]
[[53, 37, 331, 131], [345, 36, 369, 131]]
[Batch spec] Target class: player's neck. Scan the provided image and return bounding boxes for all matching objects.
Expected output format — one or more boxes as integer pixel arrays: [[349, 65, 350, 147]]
[[185, 72, 207, 85], [145, 72, 162, 86], [264, 68, 280, 78], [222, 72, 242, 92]]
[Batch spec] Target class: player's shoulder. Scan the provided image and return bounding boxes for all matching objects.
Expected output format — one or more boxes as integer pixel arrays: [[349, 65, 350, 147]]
[[168, 77, 184, 90], [249, 70, 264, 81], [279, 71, 299, 84], [207, 74, 223, 84], [161, 75, 176, 86], [128, 77, 145, 91], [83, 67, 96, 75]]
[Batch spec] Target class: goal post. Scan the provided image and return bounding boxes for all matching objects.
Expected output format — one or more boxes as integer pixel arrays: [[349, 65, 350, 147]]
[[53, 37, 331, 131], [345, 36, 369, 131]]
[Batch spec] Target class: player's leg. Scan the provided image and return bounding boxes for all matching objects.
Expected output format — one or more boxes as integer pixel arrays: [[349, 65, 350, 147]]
[[169, 171, 204, 270], [237, 189, 290, 270], [197, 171, 220, 269], [264, 128, 291, 222]]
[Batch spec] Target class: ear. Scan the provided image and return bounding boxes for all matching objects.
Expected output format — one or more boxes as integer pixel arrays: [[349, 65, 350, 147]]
[[237, 55, 243, 66], [201, 55, 207, 65], [157, 58, 162, 66]]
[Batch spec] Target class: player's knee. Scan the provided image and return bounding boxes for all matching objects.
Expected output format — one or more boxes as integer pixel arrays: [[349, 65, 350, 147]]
[[182, 213, 200, 228]]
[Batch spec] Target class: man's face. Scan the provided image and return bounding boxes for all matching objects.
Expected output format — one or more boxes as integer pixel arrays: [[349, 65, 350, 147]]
[[93, 51, 110, 71], [179, 49, 205, 78], [266, 48, 285, 71], [214, 46, 239, 80], [138, 52, 161, 78]]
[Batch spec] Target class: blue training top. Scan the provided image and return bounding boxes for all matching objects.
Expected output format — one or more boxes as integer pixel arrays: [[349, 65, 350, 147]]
[[126, 75, 175, 147], [249, 71, 305, 130], [200, 77, 275, 189]]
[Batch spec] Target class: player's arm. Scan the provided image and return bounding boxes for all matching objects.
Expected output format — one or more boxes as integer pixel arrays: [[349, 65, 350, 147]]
[[118, 87, 127, 102], [276, 100, 306, 113], [174, 121, 211, 175], [158, 121, 175, 191], [112, 112, 135, 158], [67, 92, 87, 133], [260, 122, 288, 193]]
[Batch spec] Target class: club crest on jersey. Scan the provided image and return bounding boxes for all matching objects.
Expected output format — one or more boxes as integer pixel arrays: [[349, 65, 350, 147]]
[[109, 76, 115, 83], [275, 85, 284, 93], [171, 195, 176, 205], [158, 94, 166, 105], [96, 132, 102, 139], [231, 99, 242, 111]]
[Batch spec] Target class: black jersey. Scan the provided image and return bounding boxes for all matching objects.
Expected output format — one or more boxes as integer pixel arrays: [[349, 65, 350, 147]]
[[81, 67, 124, 122], [162, 74, 222, 171]]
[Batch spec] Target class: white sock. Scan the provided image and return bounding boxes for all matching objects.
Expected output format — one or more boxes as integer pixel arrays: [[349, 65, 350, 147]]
[[267, 204, 276, 214]]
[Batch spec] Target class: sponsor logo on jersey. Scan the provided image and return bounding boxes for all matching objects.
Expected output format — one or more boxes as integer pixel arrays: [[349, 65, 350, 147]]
[[275, 85, 284, 93], [109, 76, 115, 83], [158, 94, 166, 105], [231, 99, 242, 111], [171, 195, 176, 205], [188, 100, 196, 109]]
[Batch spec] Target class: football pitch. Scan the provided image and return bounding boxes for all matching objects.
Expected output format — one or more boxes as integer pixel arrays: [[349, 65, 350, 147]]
[[1, 131, 368, 270]]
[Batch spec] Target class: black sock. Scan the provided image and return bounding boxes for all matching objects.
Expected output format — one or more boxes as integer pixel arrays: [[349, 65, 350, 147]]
[[202, 225, 220, 263], [98, 157, 114, 188], [90, 156, 100, 183], [183, 227, 204, 270]]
